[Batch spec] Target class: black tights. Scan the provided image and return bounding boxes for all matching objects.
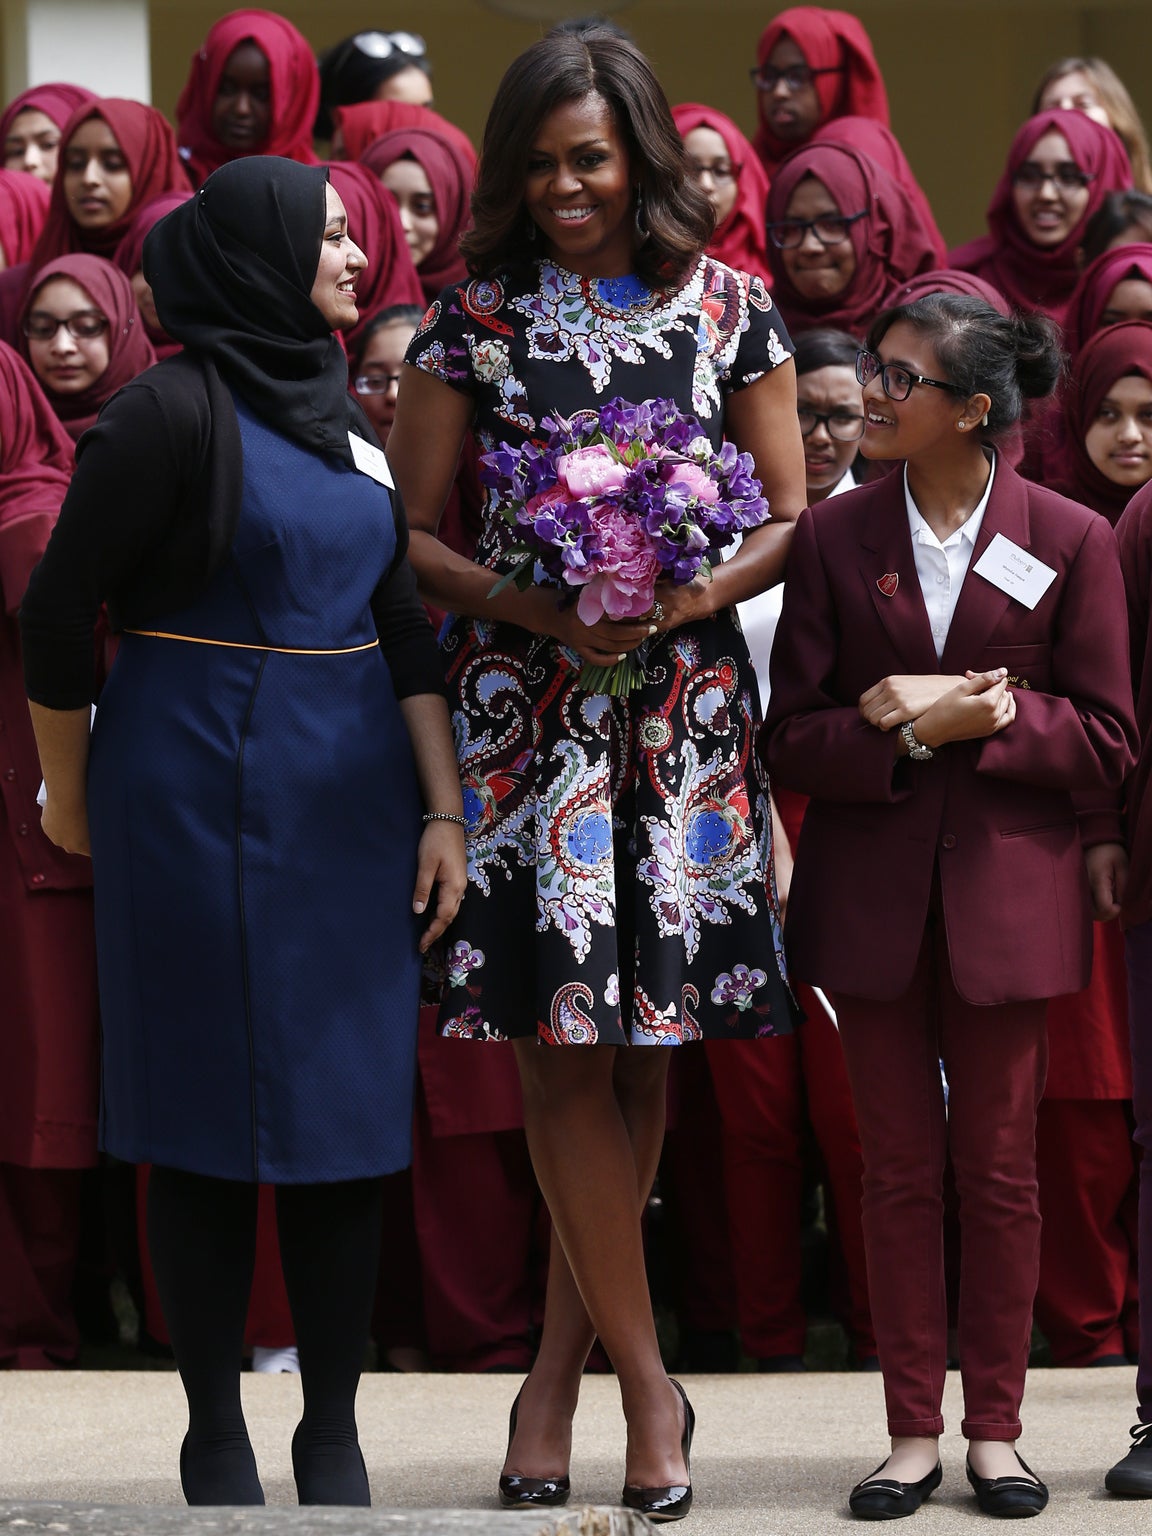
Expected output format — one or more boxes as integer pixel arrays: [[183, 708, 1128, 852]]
[[147, 1167, 385, 1507]]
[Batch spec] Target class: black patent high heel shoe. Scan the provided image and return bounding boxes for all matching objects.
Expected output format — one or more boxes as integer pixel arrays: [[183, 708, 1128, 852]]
[[497, 1387, 571, 1509], [621, 1377, 695, 1523]]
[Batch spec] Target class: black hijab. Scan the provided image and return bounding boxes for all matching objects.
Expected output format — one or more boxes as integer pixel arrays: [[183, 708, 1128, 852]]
[[143, 156, 363, 464]]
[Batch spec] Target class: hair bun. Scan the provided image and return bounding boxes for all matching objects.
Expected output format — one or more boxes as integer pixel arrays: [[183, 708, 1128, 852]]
[[1011, 311, 1064, 400]]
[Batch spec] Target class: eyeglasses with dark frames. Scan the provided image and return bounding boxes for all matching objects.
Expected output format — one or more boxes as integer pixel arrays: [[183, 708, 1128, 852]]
[[688, 159, 741, 186], [1012, 160, 1095, 194], [350, 30, 426, 62], [24, 310, 109, 342], [749, 62, 846, 93], [767, 209, 868, 250], [856, 349, 963, 403], [798, 407, 866, 442], [354, 373, 401, 396]]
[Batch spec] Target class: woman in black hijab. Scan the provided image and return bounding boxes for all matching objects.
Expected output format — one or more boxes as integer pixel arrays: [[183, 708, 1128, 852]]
[[20, 157, 465, 1508]]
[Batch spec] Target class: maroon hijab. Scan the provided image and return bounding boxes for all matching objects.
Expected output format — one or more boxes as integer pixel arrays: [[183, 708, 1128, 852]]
[[1053, 320, 1152, 523], [19, 253, 155, 438], [0, 83, 96, 146], [111, 191, 193, 360], [0, 169, 49, 266], [950, 110, 1132, 325], [362, 126, 473, 301], [1065, 243, 1152, 360], [323, 162, 423, 352], [885, 267, 1012, 314], [809, 116, 945, 259], [766, 141, 943, 336], [0, 339, 75, 594], [671, 103, 771, 283], [754, 7, 889, 176]]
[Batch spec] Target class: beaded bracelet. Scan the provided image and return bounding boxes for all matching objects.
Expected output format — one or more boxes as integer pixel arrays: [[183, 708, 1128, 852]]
[[423, 811, 466, 827]]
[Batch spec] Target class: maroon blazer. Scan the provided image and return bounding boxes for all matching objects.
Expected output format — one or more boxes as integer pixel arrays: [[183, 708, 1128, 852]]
[[764, 457, 1138, 1006]]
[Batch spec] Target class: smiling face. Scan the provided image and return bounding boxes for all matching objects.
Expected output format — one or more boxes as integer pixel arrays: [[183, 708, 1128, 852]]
[[1038, 69, 1112, 130], [1085, 372, 1152, 488], [4, 107, 62, 183], [683, 125, 738, 227], [523, 92, 634, 280], [780, 175, 856, 300], [211, 41, 272, 151], [356, 317, 417, 442], [759, 35, 821, 143], [1100, 277, 1152, 328], [797, 362, 863, 498], [62, 117, 133, 230], [25, 276, 111, 396], [859, 321, 984, 463], [310, 183, 367, 331], [379, 157, 438, 268], [1011, 129, 1092, 248]]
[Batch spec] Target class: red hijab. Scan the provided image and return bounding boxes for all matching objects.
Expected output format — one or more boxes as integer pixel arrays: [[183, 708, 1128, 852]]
[[30, 98, 189, 268], [1065, 243, 1152, 360], [1052, 320, 1152, 523], [19, 254, 155, 439], [766, 142, 943, 337], [176, 9, 320, 185], [886, 267, 1012, 314], [754, 7, 889, 175], [362, 127, 474, 301], [323, 162, 423, 352], [950, 110, 1132, 325], [809, 116, 944, 258], [0, 169, 49, 265], [671, 103, 770, 283], [0, 82, 96, 145], [112, 190, 193, 360], [333, 101, 476, 170]]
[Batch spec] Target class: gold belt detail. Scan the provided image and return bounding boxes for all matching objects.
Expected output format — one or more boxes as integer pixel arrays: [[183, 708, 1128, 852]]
[[123, 629, 379, 656]]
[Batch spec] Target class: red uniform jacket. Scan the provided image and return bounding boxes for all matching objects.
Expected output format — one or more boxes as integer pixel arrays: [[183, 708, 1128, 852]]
[[764, 457, 1137, 1006]]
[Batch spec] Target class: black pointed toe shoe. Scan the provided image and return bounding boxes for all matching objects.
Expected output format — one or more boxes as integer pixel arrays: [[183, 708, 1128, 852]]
[[848, 1460, 942, 1520], [966, 1452, 1049, 1518], [497, 1389, 571, 1510], [621, 1378, 695, 1523]]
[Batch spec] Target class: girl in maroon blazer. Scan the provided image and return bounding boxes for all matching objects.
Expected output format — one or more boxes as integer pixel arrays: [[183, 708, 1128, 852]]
[[766, 293, 1137, 1520]]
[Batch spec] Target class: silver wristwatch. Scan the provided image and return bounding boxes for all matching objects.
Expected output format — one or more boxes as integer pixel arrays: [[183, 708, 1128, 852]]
[[900, 720, 934, 761]]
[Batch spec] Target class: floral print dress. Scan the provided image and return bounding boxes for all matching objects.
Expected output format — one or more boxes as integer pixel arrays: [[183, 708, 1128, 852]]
[[410, 254, 800, 1045]]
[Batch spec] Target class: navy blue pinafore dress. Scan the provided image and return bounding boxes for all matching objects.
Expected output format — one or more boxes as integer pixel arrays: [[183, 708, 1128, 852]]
[[87, 396, 422, 1182]]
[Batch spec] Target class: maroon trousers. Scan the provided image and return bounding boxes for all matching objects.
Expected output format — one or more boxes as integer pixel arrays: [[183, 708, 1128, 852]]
[[0, 1163, 83, 1366], [831, 911, 1048, 1441], [704, 991, 874, 1359], [1034, 1099, 1139, 1365]]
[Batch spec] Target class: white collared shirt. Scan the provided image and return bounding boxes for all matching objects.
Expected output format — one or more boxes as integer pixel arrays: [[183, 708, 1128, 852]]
[[906, 456, 995, 661]]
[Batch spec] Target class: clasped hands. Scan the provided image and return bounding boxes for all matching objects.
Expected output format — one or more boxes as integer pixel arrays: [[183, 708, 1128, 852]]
[[858, 669, 1016, 749], [549, 578, 710, 667]]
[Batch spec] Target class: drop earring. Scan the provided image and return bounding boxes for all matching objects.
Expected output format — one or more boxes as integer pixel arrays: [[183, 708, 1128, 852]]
[[634, 187, 650, 245], [982, 412, 989, 427]]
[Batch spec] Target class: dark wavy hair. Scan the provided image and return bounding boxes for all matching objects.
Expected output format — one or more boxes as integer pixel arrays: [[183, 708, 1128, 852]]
[[459, 28, 714, 291]]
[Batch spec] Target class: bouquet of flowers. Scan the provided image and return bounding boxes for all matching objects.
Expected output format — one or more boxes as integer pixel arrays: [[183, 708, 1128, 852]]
[[480, 396, 771, 694]]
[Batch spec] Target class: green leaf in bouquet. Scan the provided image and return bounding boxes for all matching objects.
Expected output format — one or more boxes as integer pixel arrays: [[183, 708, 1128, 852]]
[[487, 553, 536, 598]]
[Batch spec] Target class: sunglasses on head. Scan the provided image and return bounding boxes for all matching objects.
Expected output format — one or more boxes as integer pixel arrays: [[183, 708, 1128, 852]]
[[350, 31, 426, 63]]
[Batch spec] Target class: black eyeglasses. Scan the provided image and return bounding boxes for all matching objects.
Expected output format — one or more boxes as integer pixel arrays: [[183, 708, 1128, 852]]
[[350, 31, 426, 63], [856, 349, 961, 402], [749, 62, 845, 92], [1012, 160, 1095, 193], [767, 209, 867, 250], [354, 373, 400, 396], [24, 310, 109, 341], [798, 408, 866, 442]]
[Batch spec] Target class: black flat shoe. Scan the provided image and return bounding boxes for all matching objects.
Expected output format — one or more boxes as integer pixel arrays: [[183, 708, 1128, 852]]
[[848, 1460, 942, 1520], [966, 1452, 1049, 1517], [497, 1387, 570, 1509], [622, 1378, 694, 1523], [1105, 1422, 1152, 1497]]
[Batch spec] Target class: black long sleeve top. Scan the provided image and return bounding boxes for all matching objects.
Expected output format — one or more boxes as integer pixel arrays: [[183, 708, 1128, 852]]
[[21, 353, 445, 710]]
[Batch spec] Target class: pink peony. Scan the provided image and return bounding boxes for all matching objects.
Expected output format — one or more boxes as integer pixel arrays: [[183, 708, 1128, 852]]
[[575, 504, 661, 624], [666, 460, 720, 503], [557, 444, 629, 499]]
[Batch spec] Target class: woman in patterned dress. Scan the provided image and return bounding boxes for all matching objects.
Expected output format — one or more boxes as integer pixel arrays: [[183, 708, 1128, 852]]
[[388, 28, 806, 1521]]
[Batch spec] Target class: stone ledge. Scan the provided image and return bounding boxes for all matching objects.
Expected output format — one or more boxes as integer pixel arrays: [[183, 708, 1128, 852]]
[[0, 1506, 654, 1536]]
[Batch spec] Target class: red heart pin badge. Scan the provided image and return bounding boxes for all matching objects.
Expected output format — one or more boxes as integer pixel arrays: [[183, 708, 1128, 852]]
[[877, 572, 899, 597]]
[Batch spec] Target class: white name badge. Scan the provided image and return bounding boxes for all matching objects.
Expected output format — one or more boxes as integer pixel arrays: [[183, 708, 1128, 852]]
[[348, 432, 394, 489], [972, 532, 1057, 611]]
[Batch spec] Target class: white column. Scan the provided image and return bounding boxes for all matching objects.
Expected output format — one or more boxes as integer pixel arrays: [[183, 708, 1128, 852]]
[[2, 0, 151, 105]]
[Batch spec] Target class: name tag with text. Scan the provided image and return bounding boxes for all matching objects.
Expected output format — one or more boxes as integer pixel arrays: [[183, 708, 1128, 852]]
[[972, 533, 1057, 611], [348, 432, 394, 488]]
